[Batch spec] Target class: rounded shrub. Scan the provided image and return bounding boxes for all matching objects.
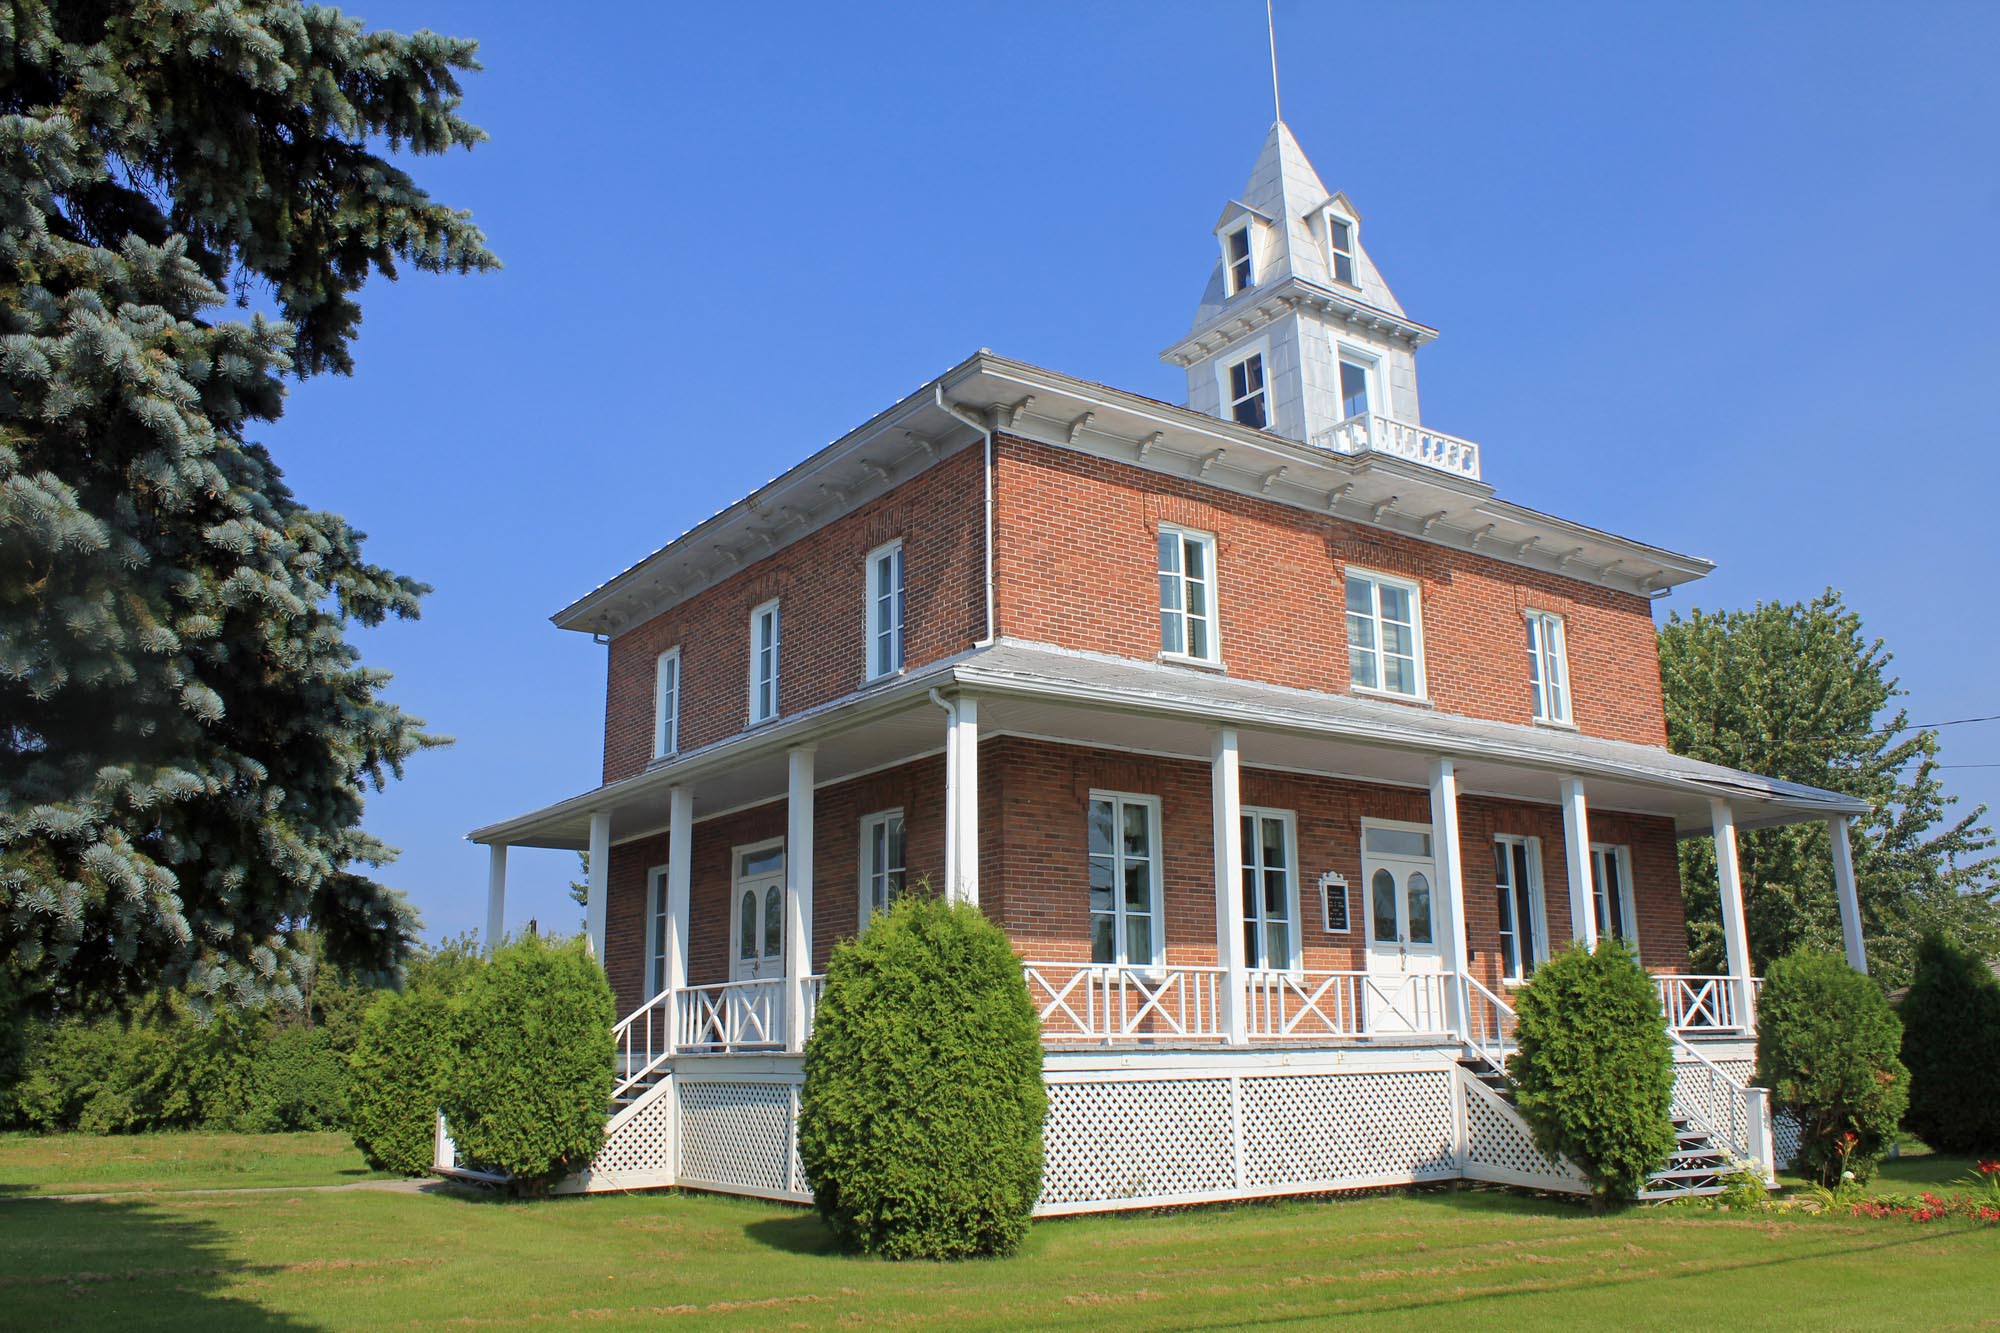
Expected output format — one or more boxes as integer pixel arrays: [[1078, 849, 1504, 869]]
[[240, 1025, 349, 1131], [438, 933, 614, 1195], [349, 985, 460, 1175], [1756, 950, 1908, 1186], [798, 894, 1046, 1259], [1509, 941, 1677, 1207], [1898, 934, 2000, 1154]]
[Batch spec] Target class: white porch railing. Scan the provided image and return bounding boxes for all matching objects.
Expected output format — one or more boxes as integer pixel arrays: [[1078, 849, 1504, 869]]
[[1309, 412, 1481, 480], [1245, 969, 1367, 1039], [1656, 974, 1761, 1034], [1666, 1027, 1770, 1174], [674, 978, 787, 1053], [610, 991, 675, 1102], [1460, 973, 1519, 1075], [1024, 963, 1226, 1043]]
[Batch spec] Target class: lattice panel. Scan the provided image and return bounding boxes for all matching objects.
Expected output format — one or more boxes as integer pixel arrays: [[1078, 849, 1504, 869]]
[[1241, 1071, 1456, 1188], [593, 1088, 676, 1181], [677, 1081, 796, 1195], [1773, 1111, 1802, 1169], [1461, 1075, 1585, 1190], [1040, 1077, 1235, 1205]]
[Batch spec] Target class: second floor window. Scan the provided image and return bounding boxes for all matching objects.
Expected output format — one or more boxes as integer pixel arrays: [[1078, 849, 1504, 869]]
[[652, 647, 681, 758], [1345, 569, 1424, 698], [1328, 214, 1356, 286], [1226, 226, 1254, 293], [1526, 611, 1572, 724], [1157, 526, 1218, 662], [749, 599, 780, 724], [1227, 352, 1268, 429], [865, 541, 905, 681]]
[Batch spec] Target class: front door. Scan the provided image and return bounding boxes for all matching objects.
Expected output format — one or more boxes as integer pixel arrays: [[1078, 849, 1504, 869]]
[[1361, 820, 1446, 1033], [729, 841, 786, 1045]]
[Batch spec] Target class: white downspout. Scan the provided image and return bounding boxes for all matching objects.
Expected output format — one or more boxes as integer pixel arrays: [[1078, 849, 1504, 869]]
[[937, 388, 996, 646]]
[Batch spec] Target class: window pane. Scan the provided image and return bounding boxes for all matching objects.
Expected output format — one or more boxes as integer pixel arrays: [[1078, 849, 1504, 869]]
[[1365, 827, 1432, 857], [1233, 391, 1266, 429], [1340, 360, 1369, 418], [1379, 584, 1412, 625], [1384, 654, 1415, 696], [738, 891, 756, 960], [1262, 819, 1286, 868], [1157, 531, 1180, 574], [1123, 860, 1149, 913], [1088, 856, 1114, 913], [1330, 219, 1351, 251], [764, 886, 783, 957], [1371, 868, 1397, 940], [1125, 913, 1154, 966], [1264, 868, 1286, 917], [1345, 576, 1373, 616], [1122, 802, 1150, 859], [1161, 609, 1182, 654], [1229, 228, 1250, 262], [1183, 537, 1206, 581], [1088, 800, 1114, 857], [1334, 252, 1355, 286], [1407, 873, 1434, 944], [1091, 914, 1115, 964], [1266, 920, 1289, 968], [1187, 617, 1209, 660], [1349, 644, 1378, 690]]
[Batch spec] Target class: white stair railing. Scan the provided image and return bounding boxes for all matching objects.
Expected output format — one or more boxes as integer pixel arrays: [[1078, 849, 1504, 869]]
[[1666, 1028, 1768, 1170], [610, 992, 675, 1104], [1460, 973, 1519, 1078]]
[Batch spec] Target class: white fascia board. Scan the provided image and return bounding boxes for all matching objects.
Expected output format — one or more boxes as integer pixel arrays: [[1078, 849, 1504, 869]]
[[1162, 276, 1438, 364]]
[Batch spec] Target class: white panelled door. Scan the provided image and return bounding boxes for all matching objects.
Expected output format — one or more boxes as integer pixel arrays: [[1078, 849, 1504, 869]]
[[1361, 820, 1446, 1033], [730, 842, 786, 1045]]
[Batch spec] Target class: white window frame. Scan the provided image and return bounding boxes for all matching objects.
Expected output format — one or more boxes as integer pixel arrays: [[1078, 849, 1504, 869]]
[[1157, 524, 1220, 664], [1241, 806, 1302, 972], [1333, 340, 1379, 423], [858, 808, 906, 927], [1344, 566, 1427, 701], [1526, 609, 1573, 726], [1492, 835, 1549, 984], [1087, 790, 1164, 969], [747, 598, 781, 726], [1323, 209, 1358, 288], [652, 646, 682, 759], [1589, 843, 1640, 955], [1223, 223, 1255, 294], [644, 864, 672, 999], [1215, 336, 1273, 432], [864, 540, 906, 683]]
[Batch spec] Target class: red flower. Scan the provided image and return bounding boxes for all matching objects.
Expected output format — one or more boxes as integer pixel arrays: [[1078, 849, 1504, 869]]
[[1976, 1160, 2000, 1176]]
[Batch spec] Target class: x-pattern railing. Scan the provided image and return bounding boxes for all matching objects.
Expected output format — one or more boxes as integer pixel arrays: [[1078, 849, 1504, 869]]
[[1023, 963, 1225, 1042], [675, 978, 786, 1053]]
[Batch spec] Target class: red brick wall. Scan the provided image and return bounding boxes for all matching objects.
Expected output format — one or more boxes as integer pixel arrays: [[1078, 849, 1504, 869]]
[[600, 445, 986, 784], [990, 434, 1669, 747]]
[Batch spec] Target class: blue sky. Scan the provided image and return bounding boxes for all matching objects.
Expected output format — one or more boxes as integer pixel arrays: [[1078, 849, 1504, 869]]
[[269, 1, 2000, 942]]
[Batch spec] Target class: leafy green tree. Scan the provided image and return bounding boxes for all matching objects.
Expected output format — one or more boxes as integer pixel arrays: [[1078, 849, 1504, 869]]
[[1898, 933, 2000, 1154], [348, 938, 481, 1175], [1508, 942, 1678, 1209], [1756, 950, 1908, 1185], [1661, 591, 1999, 985], [0, 2, 496, 1017]]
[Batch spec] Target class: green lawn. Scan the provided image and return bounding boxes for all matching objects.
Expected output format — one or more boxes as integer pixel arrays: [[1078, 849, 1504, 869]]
[[0, 1164, 1995, 1329], [1778, 1141, 1985, 1196], [0, 1131, 384, 1196]]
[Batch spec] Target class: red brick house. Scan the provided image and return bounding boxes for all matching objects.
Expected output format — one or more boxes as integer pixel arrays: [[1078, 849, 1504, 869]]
[[457, 123, 1867, 1207]]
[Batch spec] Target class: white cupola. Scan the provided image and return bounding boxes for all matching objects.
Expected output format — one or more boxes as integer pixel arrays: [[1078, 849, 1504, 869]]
[[1162, 122, 1445, 463]]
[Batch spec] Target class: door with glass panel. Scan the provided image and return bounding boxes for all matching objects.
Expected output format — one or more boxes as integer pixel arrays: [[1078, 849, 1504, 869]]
[[1361, 820, 1445, 1032], [727, 842, 786, 1047]]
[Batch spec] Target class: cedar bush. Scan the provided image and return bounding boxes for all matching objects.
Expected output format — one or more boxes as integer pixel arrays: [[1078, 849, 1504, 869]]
[[1509, 942, 1678, 1207], [1898, 934, 2000, 1154], [438, 934, 613, 1194], [1756, 950, 1908, 1185], [798, 895, 1046, 1259], [348, 939, 484, 1175]]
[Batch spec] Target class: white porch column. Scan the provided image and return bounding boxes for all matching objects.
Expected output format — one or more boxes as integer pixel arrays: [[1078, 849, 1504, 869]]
[[1828, 816, 1868, 975], [664, 785, 694, 1053], [484, 843, 507, 956], [1211, 728, 1248, 1046], [784, 745, 816, 1053], [1710, 799, 1757, 1029], [1560, 778, 1598, 952], [949, 696, 980, 905], [1429, 758, 1471, 1035], [586, 811, 611, 964]]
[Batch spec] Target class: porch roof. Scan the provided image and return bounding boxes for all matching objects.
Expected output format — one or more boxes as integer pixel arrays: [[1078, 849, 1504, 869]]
[[470, 639, 1865, 851]]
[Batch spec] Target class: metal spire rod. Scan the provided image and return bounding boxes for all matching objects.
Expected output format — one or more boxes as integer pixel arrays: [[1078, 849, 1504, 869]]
[[1267, 0, 1282, 122]]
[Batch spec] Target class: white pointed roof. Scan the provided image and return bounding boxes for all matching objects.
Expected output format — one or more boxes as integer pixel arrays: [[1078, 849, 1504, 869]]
[[1188, 121, 1407, 330]]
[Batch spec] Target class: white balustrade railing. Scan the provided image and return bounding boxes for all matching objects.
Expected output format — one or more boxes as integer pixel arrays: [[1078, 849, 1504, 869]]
[[674, 978, 786, 1053], [1656, 974, 1760, 1033], [1023, 962, 1226, 1043], [1310, 412, 1481, 480], [1245, 969, 1367, 1039], [1667, 1028, 1766, 1168], [610, 991, 675, 1103], [1460, 973, 1519, 1075]]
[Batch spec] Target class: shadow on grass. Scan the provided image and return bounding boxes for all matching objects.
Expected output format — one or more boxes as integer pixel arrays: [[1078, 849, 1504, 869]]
[[744, 1209, 842, 1256], [0, 1185, 314, 1329]]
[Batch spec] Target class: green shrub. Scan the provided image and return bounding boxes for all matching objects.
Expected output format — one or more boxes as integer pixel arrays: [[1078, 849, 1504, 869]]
[[1509, 942, 1677, 1208], [1756, 950, 1908, 1186], [438, 933, 613, 1194], [1898, 934, 2000, 1154], [241, 1026, 350, 1132], [349, 986, 460, 1174], [798, 895, 1046, 1259]]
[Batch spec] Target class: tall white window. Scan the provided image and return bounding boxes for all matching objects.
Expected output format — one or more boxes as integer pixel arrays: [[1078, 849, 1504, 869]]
[[1157, 526, 1218, 662], [644, 865, 671, 998], [1338, 352, 1374, 420], [1327, 213, 1357, 286], [748, 599, 780, 725], [652, 647, 681, 758], [1087, 792, 1162, 967], [1590, 843, 1639, 954], [1527, 611, 1572, 724], [1226, 352, 1269, 429], [1493, 836, 1547, 982], [1345, 569, 1424, 698], [859, 809, 906, 925], [1225, 226, 1254, 293], [1241, 808, 1298, 970], [865, 541, 905, 681]]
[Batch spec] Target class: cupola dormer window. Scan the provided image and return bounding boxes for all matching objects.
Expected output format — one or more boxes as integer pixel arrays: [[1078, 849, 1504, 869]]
[[1226, 226, 1255, 294], [1227, 351, 1269, 429], [1327, 213, 1356, 287]]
